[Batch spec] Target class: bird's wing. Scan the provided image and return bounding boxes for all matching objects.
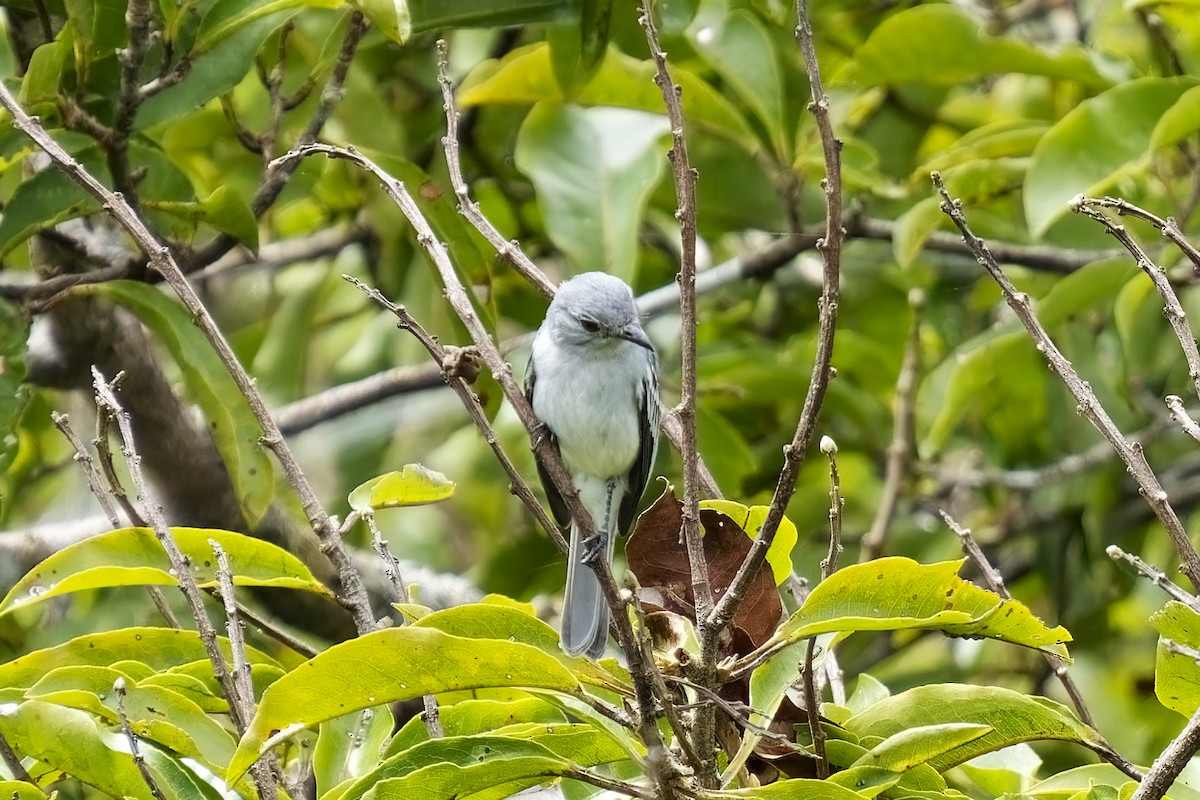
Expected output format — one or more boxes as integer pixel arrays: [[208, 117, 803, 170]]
[[617, 359, 660, 537], [525, 353, 571, 527]]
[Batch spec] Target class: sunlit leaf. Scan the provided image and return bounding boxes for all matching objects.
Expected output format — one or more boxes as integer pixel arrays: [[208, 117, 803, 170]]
[[0, 526, 333, 615], [1025, 77, 1198, 237], [314, 706, 395, 796], [843, 684, 1109, 770], [227, 627, 581, 779], [348, 464, 456, 512], [1152, 601, 1200, 717]]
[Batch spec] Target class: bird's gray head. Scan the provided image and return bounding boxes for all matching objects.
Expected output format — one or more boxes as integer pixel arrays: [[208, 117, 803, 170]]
[[545, 272, 652, 351]]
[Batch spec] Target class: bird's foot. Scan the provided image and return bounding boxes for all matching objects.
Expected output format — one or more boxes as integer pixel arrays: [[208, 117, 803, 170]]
[[582, 531, 609, 566]]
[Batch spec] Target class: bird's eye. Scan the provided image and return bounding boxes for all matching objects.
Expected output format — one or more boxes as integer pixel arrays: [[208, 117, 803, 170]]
[[580, 318, 601, 333]]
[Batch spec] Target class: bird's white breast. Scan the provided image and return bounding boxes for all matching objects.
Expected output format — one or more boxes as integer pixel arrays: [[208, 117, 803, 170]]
[[530, 331, 645, 480]]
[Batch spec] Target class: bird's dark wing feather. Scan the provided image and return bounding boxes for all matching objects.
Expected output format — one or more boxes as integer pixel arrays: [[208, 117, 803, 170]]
[[526, 354, 570, 527], [617, 361, 660, 537]]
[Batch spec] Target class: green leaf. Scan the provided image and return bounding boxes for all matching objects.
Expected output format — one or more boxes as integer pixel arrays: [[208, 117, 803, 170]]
[[851, 723, 993, 771], [514, 103, 669, 283], [0, 297, 29, 483], [839, 5, 1108, 89], [698, 500, 797, 584], [460, 43, 754, 146], [0, 781, 48, 800], [1152, 601, 1200, 717], [348, 465, 456, 512], [1029, 765, 1200, 800], [0, 627, 290, 704], [687, 5, 786, 157], [65, 0, 129, 58], [843, 684, 1109, 770], [729, 777, 873, 798], [0, 526, 333, 615], [384, 697, 565, 759], [67, 281, 276, 525], [0, 150, 103, 255], [1025, 77, 1198, 237], [354, 0, 411, 43], [0, 701, 162, 800], [407, 0, 575, 30], [412, 602, 626, 691], [925, 331, 1029, 452], [1152, 86, 1200, 150], [195, 0, 342, 52], [341, 725, 629, 800], [18, 40, 67, 108], [198, 185, 259, 249], [26, 665, 239, 774], [774, 557, 1071, 656], [227, 626, 582, 779], [137, 8, 299, 129], [314, 706, 395, 796]]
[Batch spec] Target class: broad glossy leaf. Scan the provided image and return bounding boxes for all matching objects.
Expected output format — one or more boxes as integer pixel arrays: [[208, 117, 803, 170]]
[[844, 684, 1108, 770], [199, 185, 259, 249], [840, 5, 1107, 89], [314, 706, 395, 796], [408, 0, 575, 30], [732, 778, 872, 798], [959, 743, 1043, 796], [385, 697, 564, 758], [917, 121, 1049, 176], [1152, 601, 1200, 716], [342, 725, 628, 800], [0, 526, 332, 615], [1152, 86, 1200, 150], [1025, 77, 1198, 236], [700, 499, 798, 585], [0, 782, 47, 800], [18, 40, 67, 108], [68, 281, 276, 524], [227, 627, 581, 779], [1028, 765, 1200, 800], [687, 5, 786, 157], [65, 0, 128, 58], [460, 43, 754, 145], [137, 8, 297, 128], [412, 602, 624, 691], [0, 628, 288, 703], [0, 149, 103, 255], [925, 331, 1029, 451], [515, 103, 668, 283], [774, 558, 1071, 656], [0, 297, 29, 482], [851, 723, 993, 771], [195, 0, 342, 51], [26, 666, 238, 773], [0, 700, 168, 800], [348, 465, 456, 512]]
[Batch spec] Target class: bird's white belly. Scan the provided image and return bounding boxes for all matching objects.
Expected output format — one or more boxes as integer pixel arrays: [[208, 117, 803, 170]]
[[532, 348, 641, 479]]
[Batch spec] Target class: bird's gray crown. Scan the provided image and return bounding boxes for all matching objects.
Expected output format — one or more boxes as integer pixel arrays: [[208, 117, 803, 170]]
[[549, 272, 638, 327]]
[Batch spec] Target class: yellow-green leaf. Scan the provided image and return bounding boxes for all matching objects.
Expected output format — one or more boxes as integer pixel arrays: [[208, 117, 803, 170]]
[[348, 464, 456, 512], [699, 499, 797, 584], [0, 527, 333, 615]]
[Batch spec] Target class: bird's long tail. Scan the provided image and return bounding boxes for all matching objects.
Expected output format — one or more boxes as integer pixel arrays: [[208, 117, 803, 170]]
[[561, 520, 616, 659]]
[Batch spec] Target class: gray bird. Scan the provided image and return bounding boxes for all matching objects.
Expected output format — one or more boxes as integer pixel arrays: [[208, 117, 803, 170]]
[[526, 272, 660, 658]]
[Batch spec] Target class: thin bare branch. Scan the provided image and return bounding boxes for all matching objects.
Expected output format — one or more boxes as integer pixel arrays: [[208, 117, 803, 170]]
[[0, 81, 377, 636], [1107, 545, 1200, 611], [933, 173, 1200, 592], [1075, 198, 1200, 403], [114, 677, 168, 800], [52, 411, 120, 527], [705, 0, 843, 657], [1167, 395, 1200, 444], [1085, 195, 1200, 275], [0, 730, 33, 783], [1131, 706, 1200, 800]]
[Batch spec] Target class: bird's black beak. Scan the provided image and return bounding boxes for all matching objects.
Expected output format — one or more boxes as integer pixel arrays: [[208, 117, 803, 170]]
[[616, 325, 654, 351]]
